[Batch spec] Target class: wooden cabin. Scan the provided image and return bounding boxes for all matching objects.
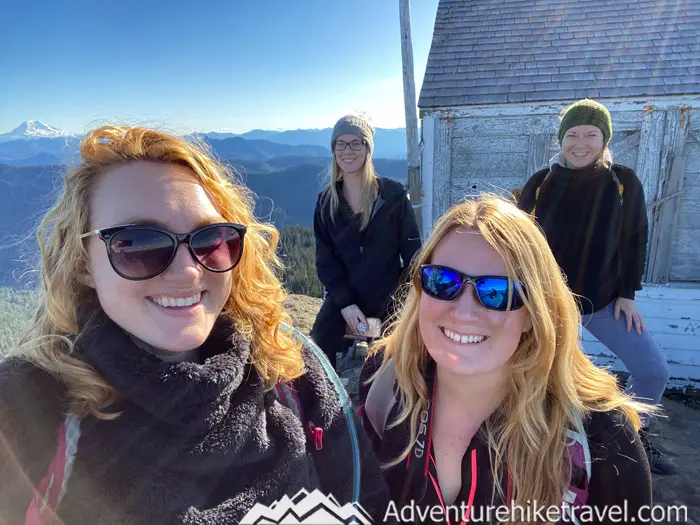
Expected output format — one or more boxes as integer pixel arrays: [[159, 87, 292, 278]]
[[417, 0, 700, 388]]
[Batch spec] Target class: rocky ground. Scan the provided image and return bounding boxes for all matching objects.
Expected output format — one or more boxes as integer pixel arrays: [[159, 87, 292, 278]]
[[285, 294, 700, 523]]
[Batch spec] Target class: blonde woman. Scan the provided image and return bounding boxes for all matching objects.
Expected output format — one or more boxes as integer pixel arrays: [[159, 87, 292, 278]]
[[312, 114, 421, 369], [0, 126, 389, 523], [359, 195, 651, 524]]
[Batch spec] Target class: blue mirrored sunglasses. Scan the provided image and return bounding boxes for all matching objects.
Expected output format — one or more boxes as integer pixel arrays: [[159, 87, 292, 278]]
[[419, 264, 526, 311]]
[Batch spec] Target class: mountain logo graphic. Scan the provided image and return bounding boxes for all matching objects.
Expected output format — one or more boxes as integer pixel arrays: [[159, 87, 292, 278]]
[[239, 488, 373, 524]]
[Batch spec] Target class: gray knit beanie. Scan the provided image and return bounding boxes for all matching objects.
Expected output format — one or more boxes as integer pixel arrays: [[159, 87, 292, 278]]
[[331, 114, 374, 154]]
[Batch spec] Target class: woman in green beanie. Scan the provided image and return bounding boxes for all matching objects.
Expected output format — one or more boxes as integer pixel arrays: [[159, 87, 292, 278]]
[[517, 99, 675, 475], [311, 114, 421, 370]]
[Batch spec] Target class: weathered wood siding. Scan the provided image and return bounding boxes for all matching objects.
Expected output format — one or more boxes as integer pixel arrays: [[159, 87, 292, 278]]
[[448, 112, 647, 203], [670, 109, 700, 281], [431, 115, 454, 225]]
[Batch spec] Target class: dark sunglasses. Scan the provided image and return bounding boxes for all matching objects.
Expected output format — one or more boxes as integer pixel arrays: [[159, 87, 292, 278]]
[[419, 264, 525, 311], [80, 223, 247, 281]]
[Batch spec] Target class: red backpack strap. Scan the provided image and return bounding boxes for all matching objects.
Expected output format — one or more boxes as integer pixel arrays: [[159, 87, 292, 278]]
[[275, 382, 323, 451], [274, 382, 305, 422], [26, 421, 67, 525], [26, 413, 81, 525]]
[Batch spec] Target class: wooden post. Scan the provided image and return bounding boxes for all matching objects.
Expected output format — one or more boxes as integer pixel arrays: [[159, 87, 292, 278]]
[[399, 0, 423, 237], [646, 106, 690, 283]]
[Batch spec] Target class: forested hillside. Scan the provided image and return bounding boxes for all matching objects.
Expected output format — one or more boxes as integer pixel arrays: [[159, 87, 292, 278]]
[[279, 225, 323, 298]]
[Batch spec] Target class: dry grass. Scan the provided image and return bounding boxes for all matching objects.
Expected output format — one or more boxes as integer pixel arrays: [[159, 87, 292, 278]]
[[284, 293, 323, 335]]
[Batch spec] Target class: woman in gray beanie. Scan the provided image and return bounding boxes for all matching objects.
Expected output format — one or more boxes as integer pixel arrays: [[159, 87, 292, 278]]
[[311, 114, 421, 369], [517, 99, 675, 475]]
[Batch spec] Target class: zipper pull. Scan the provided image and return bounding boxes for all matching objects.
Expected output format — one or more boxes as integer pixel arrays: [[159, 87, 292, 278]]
[[308, 421, 323, 450]]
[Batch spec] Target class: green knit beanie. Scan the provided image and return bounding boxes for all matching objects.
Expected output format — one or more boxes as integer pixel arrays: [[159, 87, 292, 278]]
[[558, 99, 612, 146], [331, 114, 375, 154]]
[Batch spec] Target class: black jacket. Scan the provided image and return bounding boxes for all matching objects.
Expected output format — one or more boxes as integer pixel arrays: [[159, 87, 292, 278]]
[[358, 356, 651, 525], [0, 311, 390, 524], [517, 163, 648, 315], [314, 176, 421, 316]]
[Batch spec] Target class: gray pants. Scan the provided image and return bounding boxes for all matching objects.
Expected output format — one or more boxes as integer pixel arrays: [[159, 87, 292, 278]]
[[582, 300, 670, 428]]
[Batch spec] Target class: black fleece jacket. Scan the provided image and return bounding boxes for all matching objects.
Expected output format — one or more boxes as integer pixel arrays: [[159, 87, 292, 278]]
[[0, 311, 390, 524], [314, 176, 421, 316], [517, 163, 648, 315]]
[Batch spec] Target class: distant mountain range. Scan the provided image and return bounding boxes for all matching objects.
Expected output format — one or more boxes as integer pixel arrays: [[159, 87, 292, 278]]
[[198, 126, 409, 159], [201, 136, 329, 161], [0, 122, 409, 165], [0, 132, 328, 167], [0, 136, 82, 166], [0, 156, 407, 288]]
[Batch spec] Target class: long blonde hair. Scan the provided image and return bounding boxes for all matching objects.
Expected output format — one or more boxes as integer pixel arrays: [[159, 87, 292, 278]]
[[320, 146, 378, 231], [368, 194, 651, 521], [17, 125, 304, 419]]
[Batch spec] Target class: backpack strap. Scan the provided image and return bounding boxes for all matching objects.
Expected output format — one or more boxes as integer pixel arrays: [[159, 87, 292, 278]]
[[274, 382, 324, 451], [26, 413, 81, 525], [567, 409, 592, 481], [363, 359, 398, 439], [561, 409, 591, 525], [610, 166, 625, 206], [274, 382, 304, 421], [530, 170, 552, 216]]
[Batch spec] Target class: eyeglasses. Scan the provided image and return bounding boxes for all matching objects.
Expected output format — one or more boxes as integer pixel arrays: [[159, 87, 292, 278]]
[[80, 223, 247, 281], [334, 139, 366, 152], [419, 265, 525, 311]]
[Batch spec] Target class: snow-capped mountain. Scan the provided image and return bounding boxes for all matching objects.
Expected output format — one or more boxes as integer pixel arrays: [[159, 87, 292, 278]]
[[239, 488, 373, 524], [0, 121, 71, 142]]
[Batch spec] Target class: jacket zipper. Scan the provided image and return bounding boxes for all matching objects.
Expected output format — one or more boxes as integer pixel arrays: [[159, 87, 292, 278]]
[[459, 449, 478, 525]]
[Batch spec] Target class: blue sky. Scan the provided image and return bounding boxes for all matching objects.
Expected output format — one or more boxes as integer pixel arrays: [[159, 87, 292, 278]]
[[0, 0, 439, 135]]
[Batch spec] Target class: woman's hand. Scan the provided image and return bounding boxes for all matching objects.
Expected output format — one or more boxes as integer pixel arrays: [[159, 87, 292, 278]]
[[614, 297, 646, 334], [340, 304, 369, 335]]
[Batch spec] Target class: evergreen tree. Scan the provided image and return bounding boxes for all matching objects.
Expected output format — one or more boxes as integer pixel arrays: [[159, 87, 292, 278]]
[[278, 226, 323, 298]]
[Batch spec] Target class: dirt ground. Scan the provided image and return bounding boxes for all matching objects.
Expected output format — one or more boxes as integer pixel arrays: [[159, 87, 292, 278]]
[[285, 294, 700, 523], [647, 398, 700, 524]]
